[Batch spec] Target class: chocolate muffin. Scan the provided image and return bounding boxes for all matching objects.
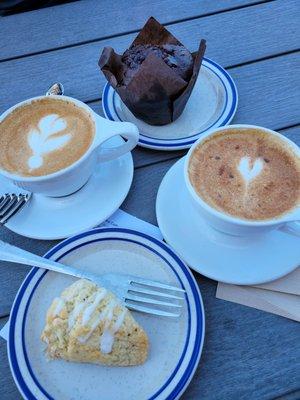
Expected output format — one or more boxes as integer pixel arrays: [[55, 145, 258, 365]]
[[99, 17, 206, 125], [121, 44, 194, 85]]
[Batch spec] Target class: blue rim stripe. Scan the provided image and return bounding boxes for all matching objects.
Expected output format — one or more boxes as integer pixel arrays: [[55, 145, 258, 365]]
[[8, 228, 204, 400], [9, 268, 41, 400], [23, 270, 54, 400], [102, 57, 238, 148]]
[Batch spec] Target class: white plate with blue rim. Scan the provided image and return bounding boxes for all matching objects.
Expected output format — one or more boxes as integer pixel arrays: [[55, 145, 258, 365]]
[[102, 57, 238, 151], [8, 228, 205, 400]]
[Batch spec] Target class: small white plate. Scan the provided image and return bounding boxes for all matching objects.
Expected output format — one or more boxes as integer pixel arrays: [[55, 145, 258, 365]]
[[156, 158, 300, 285], [1, 137, 133, 240], [102, 58, 238, 151], [8, 228, 205, 400]]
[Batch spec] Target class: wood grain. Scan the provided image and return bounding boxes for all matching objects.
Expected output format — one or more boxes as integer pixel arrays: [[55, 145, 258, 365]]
[[131, 126, 300, 169], [122, 125, 300, 224], [0, 1, 299, 398], [0, 125, 298, 317], [0, 0, 266, 60], [1, 276, 299, 400], [183, 274, 300, 400], [0, 317, 21, 400], [87, 52, 300, 169], [0, 0, 299, 112]]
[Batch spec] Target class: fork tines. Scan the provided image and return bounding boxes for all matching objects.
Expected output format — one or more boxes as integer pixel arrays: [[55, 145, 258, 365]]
[[125, 277, 186, 318], [0, 193, 31, 225], [130, 277, 186, 293]]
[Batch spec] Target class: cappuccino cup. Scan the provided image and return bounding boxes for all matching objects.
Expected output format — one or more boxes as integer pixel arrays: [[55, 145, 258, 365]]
[[184, 125, 300, 236], [0, 95, 139, 196]]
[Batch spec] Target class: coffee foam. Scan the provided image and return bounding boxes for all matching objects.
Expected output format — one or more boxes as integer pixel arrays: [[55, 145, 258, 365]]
[[238, 156, 263, 183], [188, 128, 300, 220], [27, 114, 71, 170], [0, 98, 95, 177]]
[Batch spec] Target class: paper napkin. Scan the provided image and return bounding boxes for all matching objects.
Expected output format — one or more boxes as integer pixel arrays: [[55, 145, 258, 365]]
[[253, 267, 300, 296], [216, 268, 300, 322]]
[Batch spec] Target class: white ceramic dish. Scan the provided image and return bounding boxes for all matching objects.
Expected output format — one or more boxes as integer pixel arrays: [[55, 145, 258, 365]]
[[102, 58, 238, 151], [0, 94, 138, 197], [156, 158, 300, 285], [183, 124, 300, 236], [8, 228, 205, 400], [1, 137, 133, 240]]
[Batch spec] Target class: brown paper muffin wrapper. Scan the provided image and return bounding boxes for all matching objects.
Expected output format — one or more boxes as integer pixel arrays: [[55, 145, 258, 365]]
[[99, 17, 206, 126]]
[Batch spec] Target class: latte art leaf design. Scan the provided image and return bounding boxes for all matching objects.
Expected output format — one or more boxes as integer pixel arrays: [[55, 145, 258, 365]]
[[238, 156, 263, 183], [27, 114, 71, 170]]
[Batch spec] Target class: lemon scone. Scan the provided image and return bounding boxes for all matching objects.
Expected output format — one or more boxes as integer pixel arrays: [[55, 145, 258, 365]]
[[41, 279, 148, 366]]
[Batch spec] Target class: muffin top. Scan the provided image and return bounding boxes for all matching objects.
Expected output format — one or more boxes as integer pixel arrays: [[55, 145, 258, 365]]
[[121, 44, 194, 85]]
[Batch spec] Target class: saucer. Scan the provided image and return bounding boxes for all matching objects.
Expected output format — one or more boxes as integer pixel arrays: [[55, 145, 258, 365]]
[[1, 137, 133, 240], [156, 158, 300, 285], [102, 58, 238, 151], [8, 228, 204, 400]]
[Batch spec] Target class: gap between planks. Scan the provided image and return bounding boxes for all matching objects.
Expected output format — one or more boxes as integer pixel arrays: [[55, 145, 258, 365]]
[[1, 1, 299, 113], [0, 0, 271, 63], [84, 48, 300, 108], [227, 48, 300, 69], [132, 125, 300, 171]]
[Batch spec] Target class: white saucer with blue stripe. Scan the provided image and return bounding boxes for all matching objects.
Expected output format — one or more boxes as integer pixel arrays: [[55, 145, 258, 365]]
[[102, 58, 238, 151], [0, 136, 134, 240], [8, 228, 205, 400], [156, 158, 300, 285]]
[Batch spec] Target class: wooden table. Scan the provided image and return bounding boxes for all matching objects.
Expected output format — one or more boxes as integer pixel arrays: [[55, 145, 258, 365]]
[[0, 1, 299, 398]]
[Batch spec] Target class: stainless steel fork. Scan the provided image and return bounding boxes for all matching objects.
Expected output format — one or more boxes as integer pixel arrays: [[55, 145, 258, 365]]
[[0, 193, 31, 225], [0, 241, 185, 317]]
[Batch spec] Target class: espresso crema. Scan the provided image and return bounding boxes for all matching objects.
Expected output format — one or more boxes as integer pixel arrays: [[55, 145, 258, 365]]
[[0, 97, 95, 177], [188, 128, 300, 220]]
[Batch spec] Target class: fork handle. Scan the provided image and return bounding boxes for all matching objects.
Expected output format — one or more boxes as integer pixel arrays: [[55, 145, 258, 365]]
[[0, 240, 100, 282]]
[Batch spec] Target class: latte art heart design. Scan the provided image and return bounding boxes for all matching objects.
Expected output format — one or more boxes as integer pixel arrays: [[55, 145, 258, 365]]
[[28, 114, 71, 170], [238, 156, 263, 183]]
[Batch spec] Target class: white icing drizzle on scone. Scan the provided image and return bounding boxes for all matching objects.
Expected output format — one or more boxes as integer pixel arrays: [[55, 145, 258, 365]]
[[100, 308, 127, 354], [81, 289, 107, 325], [68, 302, 85, 330], [52, 297, 65, 317], [78, 299, 116, 346], [77, 313, 105, 344], [74, 294, 128, 354], [58, 281, 129, 354]]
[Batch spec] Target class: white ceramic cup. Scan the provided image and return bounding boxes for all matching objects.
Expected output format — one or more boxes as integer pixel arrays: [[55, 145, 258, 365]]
[[0, 95, 139, 197], [184, 124, 300, 237]]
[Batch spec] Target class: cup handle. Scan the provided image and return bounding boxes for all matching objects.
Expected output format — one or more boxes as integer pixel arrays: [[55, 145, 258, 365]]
[[279, 221, 300, 237], [94, 118, 139, 162]]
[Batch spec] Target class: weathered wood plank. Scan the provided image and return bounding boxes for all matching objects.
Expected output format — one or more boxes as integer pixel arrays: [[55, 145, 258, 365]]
[[0, 0, 266, 60], [0, 0, 299, 113], [229, 52, 300, 129], [122, 125, 300, 400], [0, 125, 298, 318], [183, 274, 300, 400], [0, 317, 22, 399], [273, 390, 300, 400], [274, 390, 300, 400], [1, 275, 299, 400], [0, 316, 8, 329], [122, 125, 300, 224], [0, 136, 299, 399], [0, 233, 58, 317], [131, 125, 299, 170], [0, 1, 299, 397]]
